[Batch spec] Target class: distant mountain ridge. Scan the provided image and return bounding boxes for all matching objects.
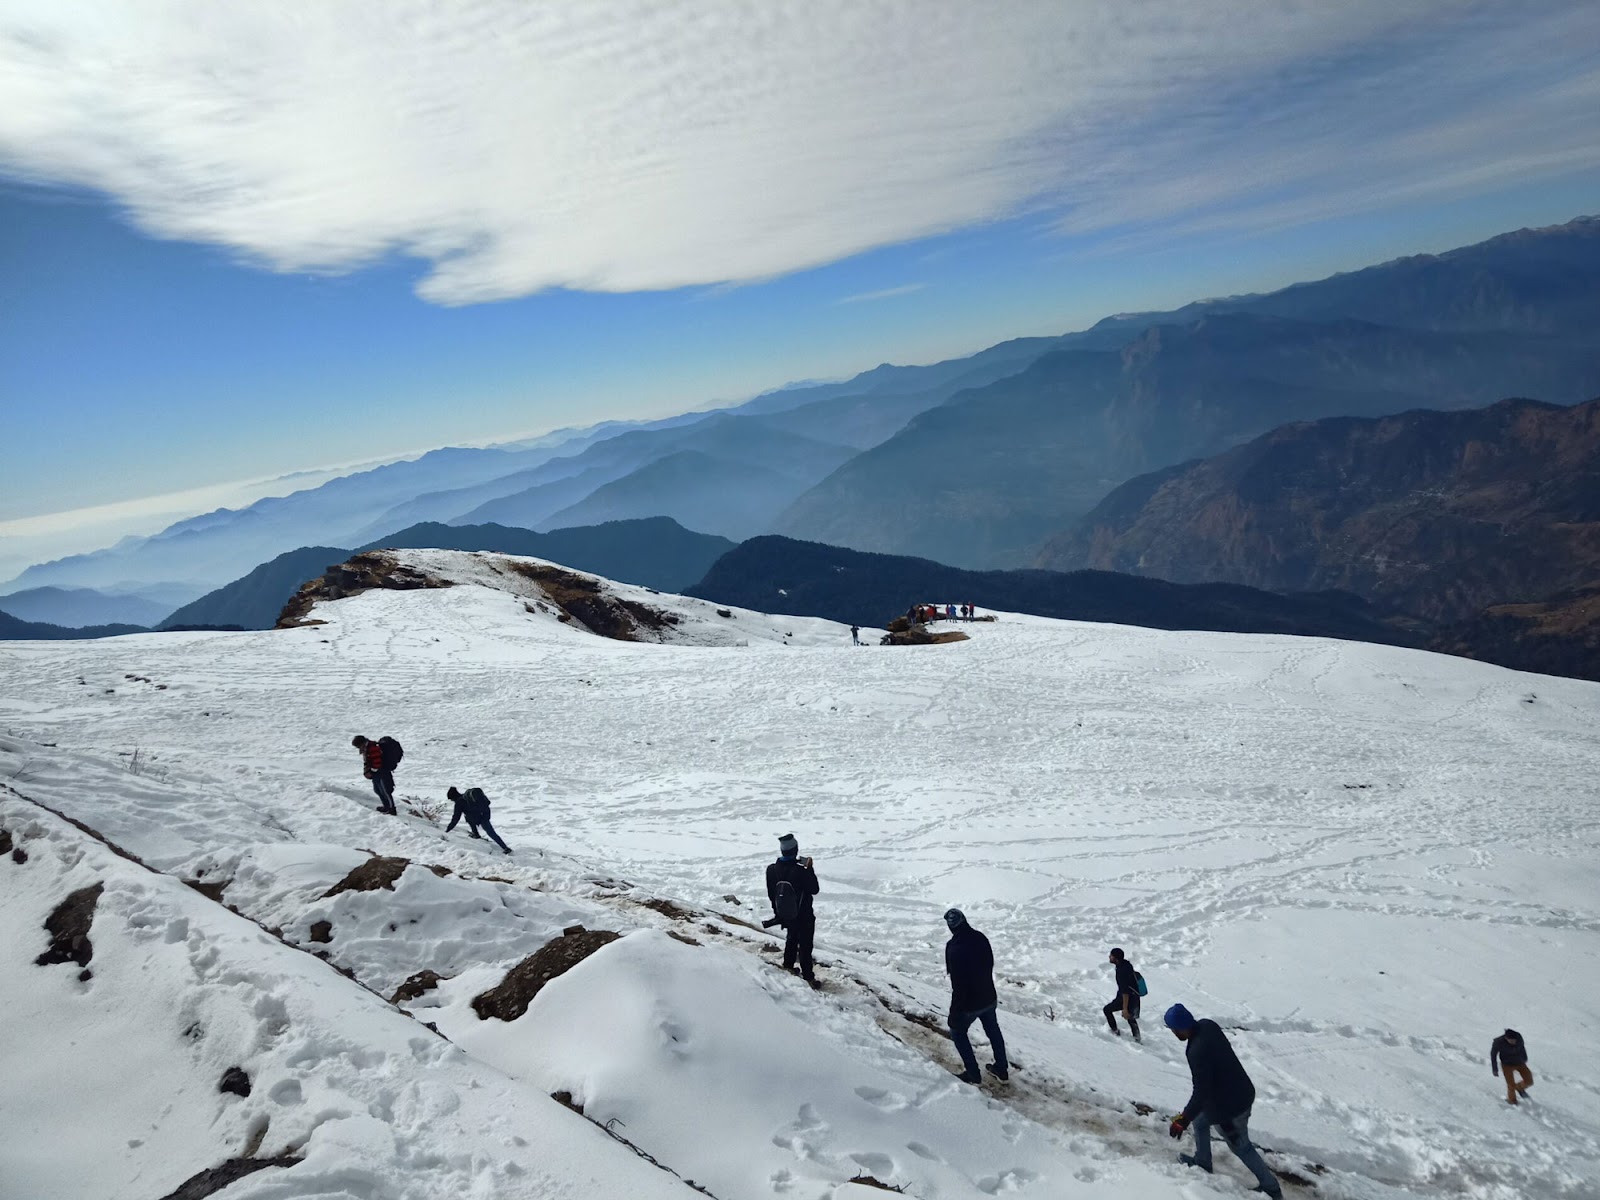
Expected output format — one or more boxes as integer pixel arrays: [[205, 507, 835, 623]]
[[688, 536, 1418, 646], [159, 518, 734, 630], [10, 214, 1599, 594]]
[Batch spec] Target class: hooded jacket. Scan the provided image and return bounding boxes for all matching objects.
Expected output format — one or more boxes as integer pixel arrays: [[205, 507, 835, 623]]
[[945, 924, 998, 1013]]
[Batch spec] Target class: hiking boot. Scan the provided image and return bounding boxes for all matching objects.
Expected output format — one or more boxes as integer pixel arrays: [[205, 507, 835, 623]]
[[984, 1063, 1009, 1082], [503, 847, 513, 855], [1178, 1155, 1212, 1173], [953, 1069, 981, 1084], [1132, 1031, 1142, 1043], [804, 974, 821, 989]]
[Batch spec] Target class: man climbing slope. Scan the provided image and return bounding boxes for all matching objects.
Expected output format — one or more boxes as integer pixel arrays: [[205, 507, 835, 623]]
[[1103, 947, 1142, 1041], [1491, 1029, 1534, 1105], [351, 734, 402, 815], [944, 908, 1009, 1085], [766, 833, 820, 987], [1165, 1003, 1282, 1198]]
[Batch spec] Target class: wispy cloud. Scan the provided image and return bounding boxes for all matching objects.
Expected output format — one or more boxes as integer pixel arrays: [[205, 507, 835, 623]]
[[836, 283, 928, 306], [0, 2, 1593, 305]]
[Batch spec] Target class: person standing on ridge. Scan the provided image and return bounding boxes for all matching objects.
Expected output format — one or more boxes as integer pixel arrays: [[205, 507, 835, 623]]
[[1103, 947, 1142, 1041], [1163, 1004, 1282, 1198], [352, 734, 401, 815], [850, 624, 861, 646], [446, 786, 512, 855], [1491, 1029, 1533, 1105], [943, 908, 1009, 1085], [766, 833, 820, 987]]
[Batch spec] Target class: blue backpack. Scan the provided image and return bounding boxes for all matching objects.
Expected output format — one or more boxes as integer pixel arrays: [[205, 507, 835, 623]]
[[1135, 971, 1149, 997]]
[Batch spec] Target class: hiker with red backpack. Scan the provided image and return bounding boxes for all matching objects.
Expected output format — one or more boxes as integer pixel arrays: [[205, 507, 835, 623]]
[[766, 833, 820, 987], [1103, 947, 1145, 1041], [351, 734, 402, 815]]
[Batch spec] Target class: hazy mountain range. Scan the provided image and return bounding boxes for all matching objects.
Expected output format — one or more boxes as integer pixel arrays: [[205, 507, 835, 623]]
[[7, 216, 1597, 640]]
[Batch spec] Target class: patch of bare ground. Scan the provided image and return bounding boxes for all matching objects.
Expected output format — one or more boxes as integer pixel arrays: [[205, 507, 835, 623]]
[[155, 1156, 301, 1200], [880, 626, 970, 646], [35, 882, 104, 968], [471, 926, 622, 1021], [322, 855, 411, 898], [849, 1176, 905, 1193], [391, 968, 447, 1004], [277, 552, 453, 628], [499, 560, 680, 642]]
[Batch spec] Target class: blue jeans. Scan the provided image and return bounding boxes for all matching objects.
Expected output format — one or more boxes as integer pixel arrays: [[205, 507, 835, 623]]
[[949, 1004, 1007, 1076], [1192, 1109, 1280, 1197]]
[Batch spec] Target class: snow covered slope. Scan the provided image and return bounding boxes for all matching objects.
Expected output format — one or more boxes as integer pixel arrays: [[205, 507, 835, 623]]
[[2, 554, 1597, 1200]]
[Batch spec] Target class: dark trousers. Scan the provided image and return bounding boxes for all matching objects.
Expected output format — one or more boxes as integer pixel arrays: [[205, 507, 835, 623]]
[[1104, 992, 1140, 1037], [1191, 1109, 1280, 1197], [783, 912, 815, 979], [370, 770, 396, 813], [477, 816, 511, 853], [950, 1004, 1008, 1077]]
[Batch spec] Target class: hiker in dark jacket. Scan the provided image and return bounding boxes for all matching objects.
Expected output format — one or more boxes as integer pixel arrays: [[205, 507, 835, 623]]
[[446, 786, 511, 855], [1491, 1029, 1533, 1105], [1103, 947, 1141, 1041], [1164, 1004, 1281, 1198], [766, 833, 820, 986], [351, 735, 398, 815], [944, 908, 1009, 1084]]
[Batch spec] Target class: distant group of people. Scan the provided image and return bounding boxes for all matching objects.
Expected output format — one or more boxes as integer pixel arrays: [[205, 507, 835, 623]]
[[907, 602, 976, 624], [350, 734, 512, 854]]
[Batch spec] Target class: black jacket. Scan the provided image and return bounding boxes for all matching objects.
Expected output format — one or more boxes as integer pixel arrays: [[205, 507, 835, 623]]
[[945, 925, 998, 1013], [1114, 959, 1139, 998], [766, 857, 819, 920], [1491, 1031, 1528, 1070], [1181, 1019, 1256, 1123]]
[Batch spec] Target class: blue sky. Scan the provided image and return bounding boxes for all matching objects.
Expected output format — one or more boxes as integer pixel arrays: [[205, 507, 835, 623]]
[[2, 1, 1598, 572]]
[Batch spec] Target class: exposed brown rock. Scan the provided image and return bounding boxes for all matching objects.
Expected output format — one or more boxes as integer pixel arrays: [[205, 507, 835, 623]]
[[308, 920, 333, 944], [880, 627, 970, 647], [391, 968, 446, 1004], [155, 1156, 300, 1200], [218, 1066, 251, 1097], [471, 928, 621, 1022], [185, 878, 228, 903], [277, 551, 453, 628], [499, 560, 679, 642], [322, 856, 410, 898], [35, 882, 103, 968]]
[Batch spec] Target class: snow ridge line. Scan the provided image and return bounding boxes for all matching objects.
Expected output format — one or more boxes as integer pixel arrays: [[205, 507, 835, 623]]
[[0, 780, 420, 1019]]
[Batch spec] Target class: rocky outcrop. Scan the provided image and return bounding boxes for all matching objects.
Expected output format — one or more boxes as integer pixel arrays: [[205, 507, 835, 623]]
[[276, 552, 453, 628], [1039, 397, 1600, 628], [1436, 582, 1600, 681], [322, 856, 412, 898], [471, 927, 621, 1022], [35, 882, 104, 968]]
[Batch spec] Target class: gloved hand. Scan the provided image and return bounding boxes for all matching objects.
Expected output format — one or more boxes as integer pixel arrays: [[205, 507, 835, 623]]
[[1169, 1115, 1189, 1139], [1492, 1068, 1499, 1077]]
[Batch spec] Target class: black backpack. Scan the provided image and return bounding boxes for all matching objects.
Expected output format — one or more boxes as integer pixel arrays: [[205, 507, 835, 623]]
[[772, 879, 801, 926], [378, 736, 404, 770], [464, 786, 490, 813]]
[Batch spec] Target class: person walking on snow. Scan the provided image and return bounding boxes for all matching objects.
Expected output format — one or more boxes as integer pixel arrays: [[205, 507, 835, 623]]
[[446, 786, 512, 855], [1491, 1029, 1533, 1105], [1164, 1003, 1282, 1198], [1103, 947, 1142, 1041], [766, 833, 820, 987], [351, 734, 401, 815], [944, 908, 1009, 1084], [850, 624, 861, 646]]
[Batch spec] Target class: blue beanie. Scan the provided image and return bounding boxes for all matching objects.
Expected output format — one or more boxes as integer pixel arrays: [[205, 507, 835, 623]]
[[1163, 1003, 1197, 1031], [943, 908, 967, 931]]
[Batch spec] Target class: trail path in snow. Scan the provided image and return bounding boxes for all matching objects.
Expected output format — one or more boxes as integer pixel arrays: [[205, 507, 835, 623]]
[[1, 567, 1596, 1199]]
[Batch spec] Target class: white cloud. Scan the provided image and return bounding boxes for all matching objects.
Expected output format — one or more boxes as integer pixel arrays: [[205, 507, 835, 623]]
[[836, 283, 927, 305], [0, 2, 1593, 305]]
